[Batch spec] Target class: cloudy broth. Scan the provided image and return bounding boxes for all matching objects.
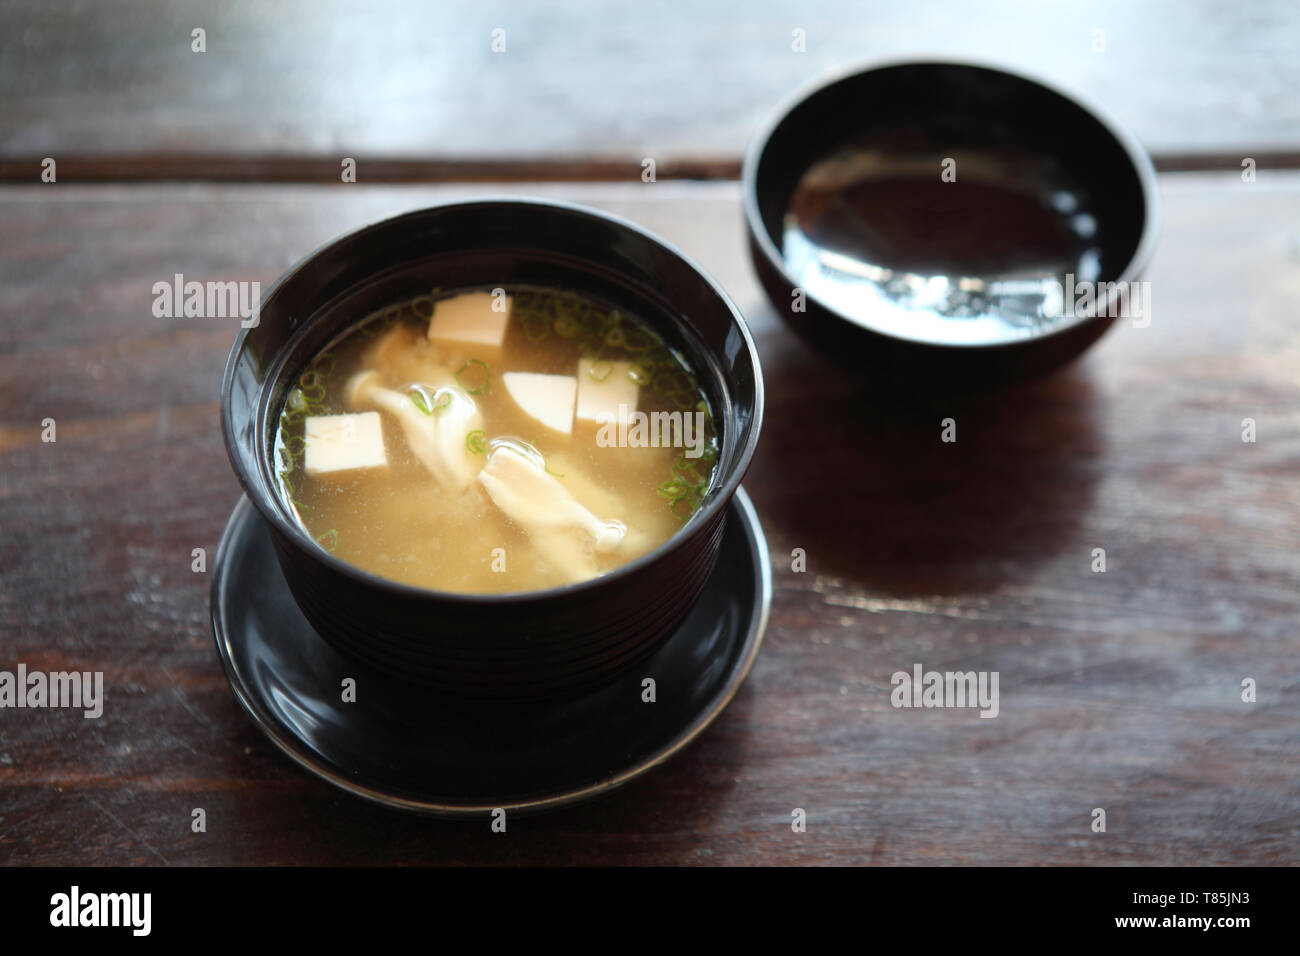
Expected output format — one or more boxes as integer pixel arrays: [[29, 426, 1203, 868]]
[[273, 285, 718, 594]]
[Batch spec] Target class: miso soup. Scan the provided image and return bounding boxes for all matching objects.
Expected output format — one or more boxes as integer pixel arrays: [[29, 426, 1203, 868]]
[[272, 286, 719, 593]]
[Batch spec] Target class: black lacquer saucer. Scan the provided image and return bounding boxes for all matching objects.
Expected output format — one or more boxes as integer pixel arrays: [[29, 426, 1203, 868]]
[[210, 488, 771, 816]]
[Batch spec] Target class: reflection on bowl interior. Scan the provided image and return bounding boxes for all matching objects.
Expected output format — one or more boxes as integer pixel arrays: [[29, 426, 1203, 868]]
[[781, 133, 1106, 345]]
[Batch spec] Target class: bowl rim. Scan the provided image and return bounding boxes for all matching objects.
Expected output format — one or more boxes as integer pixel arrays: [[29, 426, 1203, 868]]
[[220, 196, 765, 605], [741, 55, 1162, 350]]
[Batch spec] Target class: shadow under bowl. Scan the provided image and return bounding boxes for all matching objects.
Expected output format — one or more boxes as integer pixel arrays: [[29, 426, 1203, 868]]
[[220, 198, 763, 702]]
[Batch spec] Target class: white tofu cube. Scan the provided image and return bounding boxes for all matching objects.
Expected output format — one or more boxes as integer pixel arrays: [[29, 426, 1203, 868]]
[[304, 412, 388, 476], [427, 291, 510, 348], [576, 358, 639, 425], [502, 372, 576, 435]]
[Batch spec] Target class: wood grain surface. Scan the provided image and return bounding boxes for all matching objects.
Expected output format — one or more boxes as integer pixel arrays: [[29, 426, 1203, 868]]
[[1, 176, 1297, 864], [2, 0, 1299, 172]]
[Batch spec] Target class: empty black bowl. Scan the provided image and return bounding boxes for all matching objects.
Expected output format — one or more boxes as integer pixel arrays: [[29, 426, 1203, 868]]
[[743, 59, 1160, 385], [220, 199, 763, 702]]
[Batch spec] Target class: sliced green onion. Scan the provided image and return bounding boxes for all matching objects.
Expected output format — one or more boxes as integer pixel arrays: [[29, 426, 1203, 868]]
[[588, 360, 613, 382], [411, 295, 436, 321], [672, 455, 708, 484], [360, 308, 398, 337], [466, 429, 487, 454], [657, 478, 689, 500], [621, 324, 657, 352], [410, 387, 451, 415], [456, 359, 490, 394], [670, 495, 700, 521], [544, 464, 565, 478], [316, 528, 339, 553], [522, 313, 551, 343]]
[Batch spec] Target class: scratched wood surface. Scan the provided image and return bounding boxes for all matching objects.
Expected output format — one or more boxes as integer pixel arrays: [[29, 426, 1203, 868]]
[[0, 176, 1297, 864], [2, 0, 1299, 175]]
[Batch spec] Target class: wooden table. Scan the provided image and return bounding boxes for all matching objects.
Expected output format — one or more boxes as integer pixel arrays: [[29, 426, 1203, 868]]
[[2, 3, 1298, 866]]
